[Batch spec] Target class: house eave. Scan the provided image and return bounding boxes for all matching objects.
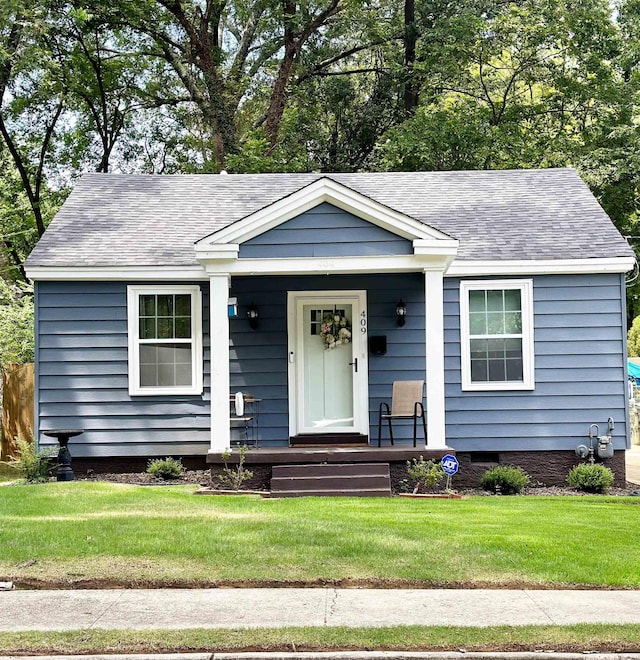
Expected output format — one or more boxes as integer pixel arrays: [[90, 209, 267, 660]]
[[446, 256, 636, 277], [25, 256, 635, 281]]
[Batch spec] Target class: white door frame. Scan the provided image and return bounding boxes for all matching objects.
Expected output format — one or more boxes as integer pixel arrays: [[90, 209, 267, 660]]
[[287, 290, 369, 438]]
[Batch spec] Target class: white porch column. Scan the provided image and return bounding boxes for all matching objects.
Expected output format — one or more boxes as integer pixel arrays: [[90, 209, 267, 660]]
[[424, 269, 447, 448], [209, 274, 231, 452]]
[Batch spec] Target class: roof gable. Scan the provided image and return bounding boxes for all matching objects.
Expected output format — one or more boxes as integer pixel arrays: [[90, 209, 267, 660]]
[[238, 202, 414, 259], [195, 177, 454, 257]]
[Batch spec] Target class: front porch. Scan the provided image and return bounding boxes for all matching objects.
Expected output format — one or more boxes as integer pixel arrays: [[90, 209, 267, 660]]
[[206, 444, 455, 496]]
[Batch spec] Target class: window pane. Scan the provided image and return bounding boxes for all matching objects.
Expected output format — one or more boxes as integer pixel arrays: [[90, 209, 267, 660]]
[[139, 342, 193, 388], [140, 318, 156, 340], [487, 338, 505, 359], [465, 284, 529, 386], [470, 339, 488, 359], [504, 289, 521, 311], [140, 364, 157, 387], [140, 344, 157, 364], [505, 338, 523, 358], [469, 290, 486, 313], [175, 363, 192, 386], [175, 295, 191, 316], [487, 312, 505, 334], [486, 290, 503, 311], [157, 317, 174, 339], [488, 358, 507, 381], [140, 345, 158, 387], [469, 312, 487, 335], [139, 295, 155, 317], [157, 295, 173, 317], [157, 345, 176, 363], [471, 359, 488, 382], [504, 311, 522, 334], [175, 317, 191, 339], [506, 358, 524, 380]]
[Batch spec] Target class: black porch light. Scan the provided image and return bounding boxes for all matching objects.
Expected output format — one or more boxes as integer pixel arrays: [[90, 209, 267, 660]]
[[247, 302, 259, 329], [396, 299, 407, 327]]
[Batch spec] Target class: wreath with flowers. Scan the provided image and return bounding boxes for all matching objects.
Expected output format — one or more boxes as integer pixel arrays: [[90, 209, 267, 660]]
[[320, 313, 352, 350]]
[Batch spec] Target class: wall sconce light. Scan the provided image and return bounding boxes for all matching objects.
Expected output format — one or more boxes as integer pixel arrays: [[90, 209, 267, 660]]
[[396, 299, 407, 327], [247, 302, 259, 330]]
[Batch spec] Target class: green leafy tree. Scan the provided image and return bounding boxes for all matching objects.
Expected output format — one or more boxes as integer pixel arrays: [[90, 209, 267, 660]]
[[0, 278, 34, 364]]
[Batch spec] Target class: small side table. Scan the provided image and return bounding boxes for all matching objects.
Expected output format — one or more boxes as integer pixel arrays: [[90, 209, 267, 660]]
[[43, 429, 83, 481]]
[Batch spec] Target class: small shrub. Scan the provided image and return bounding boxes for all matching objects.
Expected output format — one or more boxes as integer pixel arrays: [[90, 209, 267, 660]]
[[5, 437, 55, 483], [406, 456, 445, 493], [480, 464, 529, 495], [567, 463, 614, 494], [218, 444, 254, 491], [147, 457, 184, 480]]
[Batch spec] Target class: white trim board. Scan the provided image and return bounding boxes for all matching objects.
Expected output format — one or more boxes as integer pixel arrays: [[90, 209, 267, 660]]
[[26, 256, 635, 281], [447, 257, 636, 277], [459, 279, 535, 392], [127, 284, 204, 396], [287, 290, 369, 438]]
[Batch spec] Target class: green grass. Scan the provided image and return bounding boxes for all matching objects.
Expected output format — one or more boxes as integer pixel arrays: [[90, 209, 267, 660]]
[[1, 482, 640, 587], [0, 461, 19, 483], [0, 625, 639, 655]]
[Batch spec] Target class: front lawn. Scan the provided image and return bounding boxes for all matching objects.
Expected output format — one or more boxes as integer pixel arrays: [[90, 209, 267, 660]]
[[1, 482, 639, 588], [2, 624, 640, 655]]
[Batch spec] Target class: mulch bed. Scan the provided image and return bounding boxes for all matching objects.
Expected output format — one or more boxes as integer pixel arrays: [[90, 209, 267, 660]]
[[77, 469, 640, 496]]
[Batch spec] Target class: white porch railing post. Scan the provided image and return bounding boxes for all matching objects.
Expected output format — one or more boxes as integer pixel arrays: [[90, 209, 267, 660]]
[[209, 274, 231, 453], [424, 269, 447, 448]]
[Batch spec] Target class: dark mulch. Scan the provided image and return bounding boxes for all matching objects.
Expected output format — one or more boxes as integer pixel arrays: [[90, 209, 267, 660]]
[[78, 469, 640, 496], [79, 469, 211, 486]]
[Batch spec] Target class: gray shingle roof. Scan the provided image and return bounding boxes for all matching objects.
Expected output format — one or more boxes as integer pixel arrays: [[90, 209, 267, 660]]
[[26, 168, 634, 267]]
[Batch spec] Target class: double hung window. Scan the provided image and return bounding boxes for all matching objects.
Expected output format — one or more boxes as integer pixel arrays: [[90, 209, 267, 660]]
[[460, 279, 534, 391], [128, 285, 203, 395]]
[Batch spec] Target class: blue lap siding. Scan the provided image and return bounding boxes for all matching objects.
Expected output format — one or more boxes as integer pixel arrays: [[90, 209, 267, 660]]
[[444, 273, 629, 452], [34, 271, 629, 457], [238, 202, 413, 259], [36, 281, 211, 457]]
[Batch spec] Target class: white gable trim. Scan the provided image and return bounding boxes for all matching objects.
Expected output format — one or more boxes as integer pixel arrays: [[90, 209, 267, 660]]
[[194, 177, 454, 259]]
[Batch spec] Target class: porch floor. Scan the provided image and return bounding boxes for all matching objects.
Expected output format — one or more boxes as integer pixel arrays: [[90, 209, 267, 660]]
[[206, 445, 454, 465]]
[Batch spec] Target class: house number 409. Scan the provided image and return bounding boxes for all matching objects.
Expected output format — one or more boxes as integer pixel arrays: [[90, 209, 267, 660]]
[[360, 311, 367, 334]]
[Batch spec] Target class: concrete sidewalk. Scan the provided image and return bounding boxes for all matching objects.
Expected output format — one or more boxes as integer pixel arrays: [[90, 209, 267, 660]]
[[627, 444, 640, 485], [2, 588, 640, 631]]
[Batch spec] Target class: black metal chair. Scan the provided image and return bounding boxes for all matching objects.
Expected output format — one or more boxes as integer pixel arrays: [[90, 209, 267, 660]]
[[378, 380, 427, 447]]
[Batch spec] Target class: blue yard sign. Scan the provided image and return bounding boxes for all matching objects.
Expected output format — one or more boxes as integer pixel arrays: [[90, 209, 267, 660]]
[[441, 454, 459, 475]]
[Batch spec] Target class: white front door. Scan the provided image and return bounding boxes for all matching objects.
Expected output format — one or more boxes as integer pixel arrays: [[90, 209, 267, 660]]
[[288, 291, 369, 437]]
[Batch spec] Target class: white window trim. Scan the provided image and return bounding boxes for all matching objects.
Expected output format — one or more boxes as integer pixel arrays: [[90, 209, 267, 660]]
[[127, 285, 203, 396], [460, 279, 534, 391]]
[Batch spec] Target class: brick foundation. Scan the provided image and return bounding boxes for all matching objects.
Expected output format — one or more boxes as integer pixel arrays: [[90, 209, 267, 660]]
[[70, 449, 627, 491], [71, 455, 209, 475], [448, 450, 627, 489]]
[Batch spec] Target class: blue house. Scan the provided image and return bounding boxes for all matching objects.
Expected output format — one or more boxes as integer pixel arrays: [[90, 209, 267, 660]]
[[25, 169, 636, 487]]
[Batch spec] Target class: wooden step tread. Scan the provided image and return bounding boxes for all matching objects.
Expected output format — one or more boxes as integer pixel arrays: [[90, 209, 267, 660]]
[[272, 477, 390, 491], [273, 462, 390, 478]]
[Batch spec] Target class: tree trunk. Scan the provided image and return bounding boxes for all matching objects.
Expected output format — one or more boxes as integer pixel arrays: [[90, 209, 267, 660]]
[[403, 0, 419, 115]]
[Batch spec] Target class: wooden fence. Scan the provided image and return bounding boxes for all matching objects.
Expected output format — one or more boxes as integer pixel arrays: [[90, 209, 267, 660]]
[[1, 363, 34, 461]]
